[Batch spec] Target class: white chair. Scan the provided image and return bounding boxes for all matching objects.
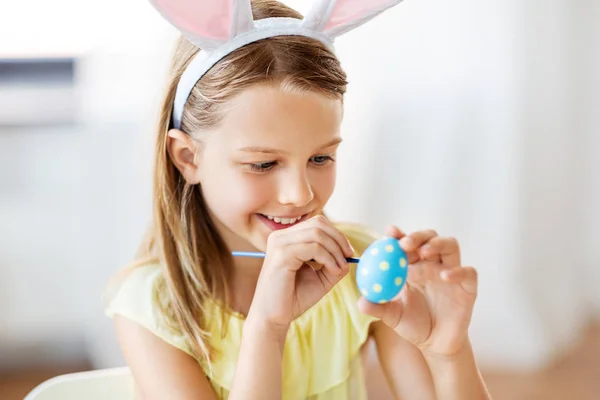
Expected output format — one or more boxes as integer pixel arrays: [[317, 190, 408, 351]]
[[24, 367, 134, 400]]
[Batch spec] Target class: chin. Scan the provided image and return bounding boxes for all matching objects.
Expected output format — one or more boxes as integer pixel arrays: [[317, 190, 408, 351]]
[[243, 233, 267, 252]]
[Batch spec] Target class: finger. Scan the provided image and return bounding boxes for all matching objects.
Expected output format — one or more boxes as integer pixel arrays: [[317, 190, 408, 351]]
[[405, 250, 421, 265], [308, 258, 350, 279], [317, 258, 350, 286], [311, 228, 350, 271], [357, 296, 405, 330], [420, 236, 461, 267], [406, 260, 444, 283], [440, 266, 478, 295], [385, 226, 417, 262], [293, 242, 341, 276], [280, 224, 348, 271], [305, 260, 323, 271], [385, 225, 407, 240], [399, 229, 438, 264], [308, 216, 355, 258], [399, 229, 439, 252]]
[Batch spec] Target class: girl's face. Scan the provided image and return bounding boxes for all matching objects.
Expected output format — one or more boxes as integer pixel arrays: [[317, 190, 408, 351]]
[[172, 84, 343, 253]]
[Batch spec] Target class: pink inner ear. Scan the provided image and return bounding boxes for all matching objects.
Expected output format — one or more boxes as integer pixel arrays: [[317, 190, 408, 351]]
[[325, 0, 397, 31], [153, 0, 232, 40]]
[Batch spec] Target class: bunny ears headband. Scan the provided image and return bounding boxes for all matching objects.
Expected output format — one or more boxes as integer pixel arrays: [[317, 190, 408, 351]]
[[149, 0, 404, 130]]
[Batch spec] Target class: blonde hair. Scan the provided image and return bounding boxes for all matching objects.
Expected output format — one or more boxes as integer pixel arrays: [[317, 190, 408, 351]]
[[136, 0, 348, 363]]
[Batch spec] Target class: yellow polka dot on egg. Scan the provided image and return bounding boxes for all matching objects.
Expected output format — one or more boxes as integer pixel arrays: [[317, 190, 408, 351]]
[[379, 261, 389, 271], [400, 258, 407, 268], [385, 244, 394, 252], [370, 248, 379, 256], [395, 277, 403, 286], [373, 283, 382, 293], [361, 288, 368, 296], [379, 300, 388, 304], [361, 268, 369, 276]]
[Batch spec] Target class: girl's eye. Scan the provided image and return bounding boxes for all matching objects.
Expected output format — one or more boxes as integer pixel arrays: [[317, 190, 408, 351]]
[[248, 161, 277, 172], [311, 155, 335, 166]]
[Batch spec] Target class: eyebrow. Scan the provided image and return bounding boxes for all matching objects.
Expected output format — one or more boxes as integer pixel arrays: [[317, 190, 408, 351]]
[[236, 137, 343, 155]]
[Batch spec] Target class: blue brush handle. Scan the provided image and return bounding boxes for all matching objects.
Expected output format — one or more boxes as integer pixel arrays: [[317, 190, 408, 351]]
[[232, 251, 360, 264]]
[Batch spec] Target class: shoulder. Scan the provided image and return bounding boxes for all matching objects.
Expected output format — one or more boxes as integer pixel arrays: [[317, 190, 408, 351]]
[[110, 285, 218, 399], [104, 263, 162, 324], [104, 263, 194, 357], [106, 264, 224, 397]]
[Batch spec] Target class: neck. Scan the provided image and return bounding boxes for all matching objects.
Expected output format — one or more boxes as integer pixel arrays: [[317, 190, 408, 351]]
[[210, 216, 265, 316], [229, 253, 264, 317]]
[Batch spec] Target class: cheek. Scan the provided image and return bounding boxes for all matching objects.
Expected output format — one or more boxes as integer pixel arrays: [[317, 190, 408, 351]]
[[232, 176, 273, 212], [202, 167, 272, 216], [310, 165, 337, 201]]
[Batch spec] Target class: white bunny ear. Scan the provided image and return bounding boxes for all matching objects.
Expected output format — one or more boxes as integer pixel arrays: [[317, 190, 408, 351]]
[[149, 0, 254, 50], [302, 0, 403, 38]]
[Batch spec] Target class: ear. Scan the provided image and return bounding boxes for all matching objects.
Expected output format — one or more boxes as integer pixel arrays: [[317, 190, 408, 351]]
[[302, 0, 403, 38], [166, 129, 202, 184], [149, 0, 254, 50]]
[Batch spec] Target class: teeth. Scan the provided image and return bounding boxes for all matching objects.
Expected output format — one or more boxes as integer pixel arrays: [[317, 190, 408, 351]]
[[265, 215, 302, 224]]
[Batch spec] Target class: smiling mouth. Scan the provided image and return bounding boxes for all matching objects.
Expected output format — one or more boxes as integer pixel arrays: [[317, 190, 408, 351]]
[[258, 213, 307, 226]]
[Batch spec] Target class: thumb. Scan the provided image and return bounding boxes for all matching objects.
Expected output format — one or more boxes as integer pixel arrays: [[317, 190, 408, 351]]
[[385, 224, 405, 240], [357, 296, 404, 329]]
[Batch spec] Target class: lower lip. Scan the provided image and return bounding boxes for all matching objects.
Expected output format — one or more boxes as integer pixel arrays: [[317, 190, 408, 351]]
[[257, 214, 304, 231]]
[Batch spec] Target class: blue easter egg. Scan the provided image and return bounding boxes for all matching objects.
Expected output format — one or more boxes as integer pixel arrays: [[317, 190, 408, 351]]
[[355, 237, 408, 304]]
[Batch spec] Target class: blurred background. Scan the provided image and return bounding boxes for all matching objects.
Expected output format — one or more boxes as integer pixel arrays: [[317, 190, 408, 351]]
[[1, 0, 599, 399]]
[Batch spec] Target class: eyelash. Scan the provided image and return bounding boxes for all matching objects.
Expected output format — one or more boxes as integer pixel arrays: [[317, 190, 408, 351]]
[[248, 155, 336, 172]]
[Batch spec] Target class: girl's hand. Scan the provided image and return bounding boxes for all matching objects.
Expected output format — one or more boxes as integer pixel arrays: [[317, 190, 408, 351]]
[[358, 225, 478, 357], [249, 215, 354, 331]]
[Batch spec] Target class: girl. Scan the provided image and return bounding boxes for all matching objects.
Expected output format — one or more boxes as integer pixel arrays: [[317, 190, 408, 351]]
[[105, 0, 492, 399]]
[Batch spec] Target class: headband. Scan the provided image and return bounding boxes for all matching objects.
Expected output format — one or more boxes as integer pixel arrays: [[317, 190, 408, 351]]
[[149, 0, 404, 129]]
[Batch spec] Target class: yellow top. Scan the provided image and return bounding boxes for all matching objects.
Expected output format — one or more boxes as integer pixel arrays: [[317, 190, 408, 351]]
[[105, 222, 381, 400]]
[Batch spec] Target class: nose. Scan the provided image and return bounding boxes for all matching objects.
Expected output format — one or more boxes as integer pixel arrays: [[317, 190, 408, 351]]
[[277, 168, 314, 207]]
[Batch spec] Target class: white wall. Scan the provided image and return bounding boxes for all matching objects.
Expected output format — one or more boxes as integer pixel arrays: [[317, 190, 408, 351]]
[[0, 0, 174, 368], [578, 0, 600, 314], [0, 123, 149, 368]]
